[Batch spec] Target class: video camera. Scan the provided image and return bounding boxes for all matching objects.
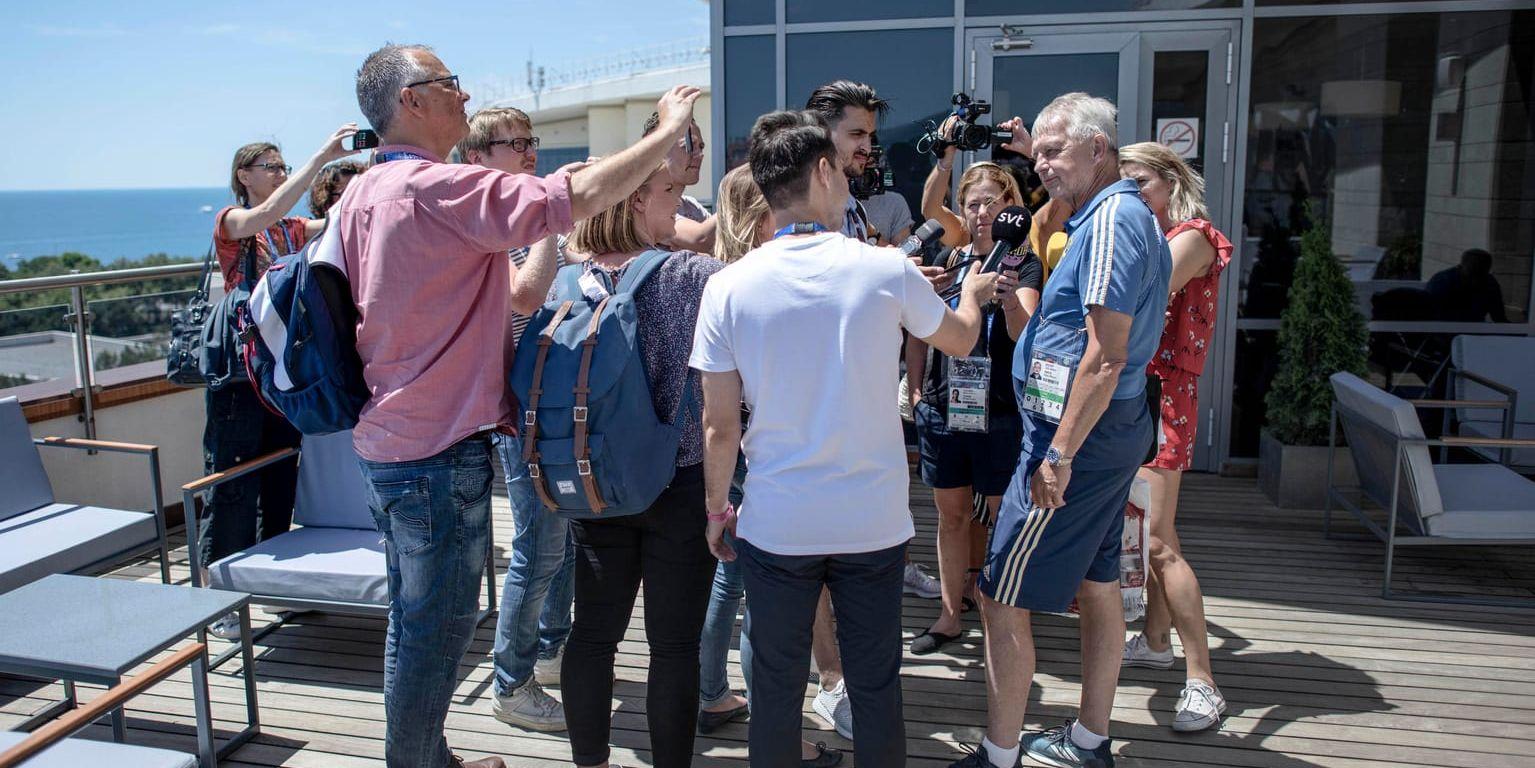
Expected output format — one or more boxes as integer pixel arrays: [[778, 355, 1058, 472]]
[[918, 93, 1014, 154], [850, 144, 893, 200]]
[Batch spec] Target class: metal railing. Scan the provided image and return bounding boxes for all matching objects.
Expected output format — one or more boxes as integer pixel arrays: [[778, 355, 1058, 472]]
[[0, 263, 203, 440]]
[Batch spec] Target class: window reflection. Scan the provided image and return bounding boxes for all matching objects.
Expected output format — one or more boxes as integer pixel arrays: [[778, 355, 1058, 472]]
[[1240, 11, 1534, 324], [786, 28, 954, 230], [724, 35, 775, 170]]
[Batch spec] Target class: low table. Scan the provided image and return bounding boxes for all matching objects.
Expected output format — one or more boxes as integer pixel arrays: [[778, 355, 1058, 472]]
[[0, 574, 259, 766]]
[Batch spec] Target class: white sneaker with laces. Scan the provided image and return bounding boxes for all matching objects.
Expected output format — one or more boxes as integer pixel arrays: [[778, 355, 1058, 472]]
[[902, 562, 941, 599], [1122, 633, 1175, 669], [492, 680, 566, 732], [811, 680, 854, 740], [207, 612, 242, 640], [534, 646, 563, 687], [1173, 679, 1226, 732]]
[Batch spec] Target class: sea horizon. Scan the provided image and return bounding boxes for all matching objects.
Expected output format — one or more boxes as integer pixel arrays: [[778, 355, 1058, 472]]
[[0, 187, 307, 269]]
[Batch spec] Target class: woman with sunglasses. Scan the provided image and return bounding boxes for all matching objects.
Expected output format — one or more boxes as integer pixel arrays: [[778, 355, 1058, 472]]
[[200, 125, 357, 639]]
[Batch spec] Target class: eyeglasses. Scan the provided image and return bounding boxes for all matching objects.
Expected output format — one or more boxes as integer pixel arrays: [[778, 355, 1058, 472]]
[[246, 162, 292, 175], [487, 137, 540, 153], [405, 74, 461, 93]]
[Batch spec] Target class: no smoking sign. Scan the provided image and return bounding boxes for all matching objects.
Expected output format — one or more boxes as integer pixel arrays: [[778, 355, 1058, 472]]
[[1155, 118, 1200, 159]]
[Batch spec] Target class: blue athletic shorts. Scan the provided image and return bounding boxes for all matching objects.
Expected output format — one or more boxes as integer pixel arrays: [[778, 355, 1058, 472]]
[[979, 458, 1137, 612]]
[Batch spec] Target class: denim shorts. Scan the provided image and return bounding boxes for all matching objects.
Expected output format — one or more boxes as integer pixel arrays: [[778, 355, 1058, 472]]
[[914, 402, 1023, 496]]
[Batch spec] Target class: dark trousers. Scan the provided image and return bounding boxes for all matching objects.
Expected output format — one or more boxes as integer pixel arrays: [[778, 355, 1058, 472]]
[[739, 539, 908, 768], [201, 384, 301, 566], [564, 464, 716, 767]]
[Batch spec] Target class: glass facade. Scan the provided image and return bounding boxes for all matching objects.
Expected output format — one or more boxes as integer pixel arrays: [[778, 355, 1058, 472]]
[[786, 28, 954, 226], [966, 0, 1238, 14], [719, 1, 1535, 467], [724, 0, 774, 26], [723, 35, 776, 170], [1233, 9, 1535, 456]]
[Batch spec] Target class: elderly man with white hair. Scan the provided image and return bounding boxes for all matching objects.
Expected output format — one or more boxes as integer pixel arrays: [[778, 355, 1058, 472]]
[[949, 93, 1171, 768]]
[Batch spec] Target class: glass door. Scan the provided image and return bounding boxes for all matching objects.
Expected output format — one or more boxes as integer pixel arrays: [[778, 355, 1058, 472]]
[[970, 21, 1239, 471]]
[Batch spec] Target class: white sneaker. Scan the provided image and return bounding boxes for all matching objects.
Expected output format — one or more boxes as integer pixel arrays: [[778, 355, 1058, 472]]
[[492, 680, 566, 732], [207, 613, 242, 640], [812, 680, 854, 740], [1122, 633, 1175, 669], [533, 646, 562, 687], [1173, 679, 1226, 732], [902, 562, 941, 599]]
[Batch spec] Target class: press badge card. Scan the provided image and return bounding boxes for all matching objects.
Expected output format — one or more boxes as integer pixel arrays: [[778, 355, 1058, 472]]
[[947, 356, 991, 432], [1021, 351, 1073, 423]]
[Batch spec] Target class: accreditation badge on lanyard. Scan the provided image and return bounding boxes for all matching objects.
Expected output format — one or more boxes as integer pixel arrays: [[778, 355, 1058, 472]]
[[1021, 316, 1086, 424], [947, 355, 992, 432]]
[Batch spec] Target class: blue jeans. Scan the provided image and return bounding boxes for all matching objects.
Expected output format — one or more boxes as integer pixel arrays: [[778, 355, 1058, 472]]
[[698, 452, 750, 707], [359, 434, 494, 768], [491, 433, 575, 694]]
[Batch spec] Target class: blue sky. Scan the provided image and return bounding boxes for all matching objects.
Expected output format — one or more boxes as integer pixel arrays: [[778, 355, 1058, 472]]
[[0, 0, 709, 191]]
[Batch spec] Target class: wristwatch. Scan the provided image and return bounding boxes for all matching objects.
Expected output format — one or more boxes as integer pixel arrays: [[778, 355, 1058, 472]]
[[1045, 446, 1072, 468]]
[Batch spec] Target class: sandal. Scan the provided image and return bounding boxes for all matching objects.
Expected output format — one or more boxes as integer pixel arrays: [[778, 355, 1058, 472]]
[[802, 741, 844, 767], [910, 629, 962, 656]]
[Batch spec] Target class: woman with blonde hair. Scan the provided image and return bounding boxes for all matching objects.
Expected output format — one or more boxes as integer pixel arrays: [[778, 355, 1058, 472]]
[[693, 162, 844, 767], [559, 160, 725, 768], [905, 161, 1043, 655], [1117, 141, 1234, 733]]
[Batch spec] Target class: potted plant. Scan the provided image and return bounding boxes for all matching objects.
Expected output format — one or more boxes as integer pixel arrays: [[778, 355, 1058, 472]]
[[1259, 210, 1368, 508]]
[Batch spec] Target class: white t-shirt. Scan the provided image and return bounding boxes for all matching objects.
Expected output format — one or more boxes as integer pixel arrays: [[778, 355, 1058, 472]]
[[689, 233, 948, 556]]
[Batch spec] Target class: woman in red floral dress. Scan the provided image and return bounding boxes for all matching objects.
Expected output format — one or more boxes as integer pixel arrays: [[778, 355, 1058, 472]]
[[1116, 142, 1234, 733]]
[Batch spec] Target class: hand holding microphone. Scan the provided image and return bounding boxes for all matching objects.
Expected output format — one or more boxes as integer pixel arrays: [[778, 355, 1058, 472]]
[[897, 219, 949, 288]]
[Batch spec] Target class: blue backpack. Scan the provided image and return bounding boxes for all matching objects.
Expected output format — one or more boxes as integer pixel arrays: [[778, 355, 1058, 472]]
[[509, 250, 692, 519], [239, 223, 370, 435]]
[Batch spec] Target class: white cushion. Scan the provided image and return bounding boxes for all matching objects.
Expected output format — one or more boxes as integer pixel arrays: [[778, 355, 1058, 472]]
[[0, 504, 157, 595], [1427, 464, 1535, 538], [0, 731, 196, 768], [1451, 335, 1535, 423], [292, 430, 375, 531], [207, 526, 387, 607], [1330, 373, 1442, 526], [1458, 420, 1535, 468]]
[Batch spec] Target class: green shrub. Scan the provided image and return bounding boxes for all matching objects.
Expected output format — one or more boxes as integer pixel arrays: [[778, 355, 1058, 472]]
[[1264, 210, 1368, 446]]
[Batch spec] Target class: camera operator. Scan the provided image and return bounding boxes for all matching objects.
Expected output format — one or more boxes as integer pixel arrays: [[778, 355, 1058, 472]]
[[857, 134, 914, 246], [921, 104, 1072, 266], [342, 43, 700, 768]]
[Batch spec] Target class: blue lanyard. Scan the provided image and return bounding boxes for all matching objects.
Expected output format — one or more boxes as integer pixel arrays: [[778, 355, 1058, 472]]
[[374, 150, 430, 164], [772, 222, 827, 240]]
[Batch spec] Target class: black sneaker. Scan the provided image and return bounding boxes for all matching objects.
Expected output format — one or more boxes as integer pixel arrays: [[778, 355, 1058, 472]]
[[947, 742, 1016, 768], [1023, 721, 1114, 767]]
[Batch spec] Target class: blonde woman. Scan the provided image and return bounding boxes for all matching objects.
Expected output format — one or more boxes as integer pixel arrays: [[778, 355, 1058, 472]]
[[561, 162, 724, 768], [905, 162, 1043, 656], [1117, 141, 1234, 733], [695, 164, 843, 767]]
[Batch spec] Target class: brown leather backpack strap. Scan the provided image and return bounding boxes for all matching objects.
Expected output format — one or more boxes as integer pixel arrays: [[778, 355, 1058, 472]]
[[571, 296, 612, 514], [522, 300, 575, 462]]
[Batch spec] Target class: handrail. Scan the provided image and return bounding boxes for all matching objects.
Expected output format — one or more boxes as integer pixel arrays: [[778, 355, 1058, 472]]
[[0, 262, 203, 296]]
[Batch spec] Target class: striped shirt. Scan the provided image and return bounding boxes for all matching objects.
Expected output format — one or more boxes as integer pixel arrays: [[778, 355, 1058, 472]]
[[508, 235, 569, 344]]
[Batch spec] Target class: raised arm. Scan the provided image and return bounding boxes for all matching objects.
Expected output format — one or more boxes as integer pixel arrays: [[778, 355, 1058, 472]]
[[921, 262, 998, 357], [667, 213, 718, 254], [510, 236, 562, 315], [567, 86, 702, 221], [222, 124, 358, 240], [922, 144, 968, 250]]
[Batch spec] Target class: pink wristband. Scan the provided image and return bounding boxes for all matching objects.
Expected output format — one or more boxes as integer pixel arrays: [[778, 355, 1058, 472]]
[[707, 504, 735, 522]]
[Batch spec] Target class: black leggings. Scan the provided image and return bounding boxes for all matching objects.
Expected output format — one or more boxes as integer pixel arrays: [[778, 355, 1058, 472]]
[[563, 464, 716, 767]]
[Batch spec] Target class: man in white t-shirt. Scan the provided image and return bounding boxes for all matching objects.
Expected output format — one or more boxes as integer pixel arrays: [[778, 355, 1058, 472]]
[[689, 109, 998, 768]]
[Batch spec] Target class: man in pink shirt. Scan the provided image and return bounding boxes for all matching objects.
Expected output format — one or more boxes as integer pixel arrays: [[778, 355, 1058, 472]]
[[343, 43, 700, 768]]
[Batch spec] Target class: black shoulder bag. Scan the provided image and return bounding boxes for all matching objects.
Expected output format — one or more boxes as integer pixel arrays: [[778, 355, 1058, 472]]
[[165, 243, 216, 387]]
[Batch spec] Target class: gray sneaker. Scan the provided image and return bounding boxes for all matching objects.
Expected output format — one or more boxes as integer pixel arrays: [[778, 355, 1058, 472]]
[[1172, 680, 1226, 732], [207, 612, 242, 640], [534, 646, 562, 687], [1023, 721, 1113, 767], [811, 680, 853, 740], [492, 680, 566, 732]]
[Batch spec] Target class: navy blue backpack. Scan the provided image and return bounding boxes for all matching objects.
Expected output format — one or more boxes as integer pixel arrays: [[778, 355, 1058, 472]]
[[509, 250, 693, 519], [239, 222, 370, 435]]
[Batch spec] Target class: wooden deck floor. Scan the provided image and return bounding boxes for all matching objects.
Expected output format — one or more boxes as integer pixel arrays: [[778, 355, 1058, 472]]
[[3, 471, 1533, 767]]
